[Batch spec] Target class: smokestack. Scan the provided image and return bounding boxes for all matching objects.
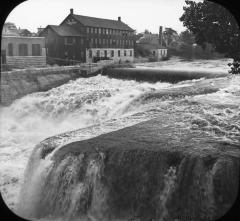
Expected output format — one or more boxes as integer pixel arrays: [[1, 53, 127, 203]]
[[70, 8, 74, 14], [118, 16, 121, 22], [159, 26, 163, 46]]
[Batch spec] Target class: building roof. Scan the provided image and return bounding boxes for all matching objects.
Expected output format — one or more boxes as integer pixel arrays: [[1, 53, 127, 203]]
[[137, 35, 167, 49], [72, 14, 134, 31], [2, 23, 20, 36], [48, 25, 82, 36], [141, 44, 167, 50], [19, 29, 32, 36], [137, 36, 159, 44]]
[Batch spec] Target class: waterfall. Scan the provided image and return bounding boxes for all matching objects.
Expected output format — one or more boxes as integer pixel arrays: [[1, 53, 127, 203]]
[[1, 58, 239, 220]]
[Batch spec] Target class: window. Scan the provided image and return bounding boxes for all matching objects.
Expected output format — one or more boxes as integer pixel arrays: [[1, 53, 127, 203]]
[[99, 28, 101, 34], [113, 30, 115, 35], [1, 50, 6, 64], [110, 39, 112, 45], [65, 37, 75, 45], [130, 50, 132, 57], [124, 50, 126, 56], [89, 50, 92, 58], [8, 43, 13, 56], [87, 27, 89, 33], [109, 29, 112, 35], [106, 29, 109, 35], [91, 28, 94, 33], [104, 50, 107, 57], [80, 38, 84, 44], [103, 39, 105, 45], [99, 39, 101, 44], [19, 44, 28, 56], [118, 50, 121, 57], [32, 44, 41, 56], [97, 50, 100, 57], [95, 28, 98, 34], [95, 38, 98, 44], [111, 50, 114, 57]]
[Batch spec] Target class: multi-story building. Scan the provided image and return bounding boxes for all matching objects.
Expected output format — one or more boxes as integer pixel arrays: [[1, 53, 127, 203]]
[[39, 9, 135, 64]]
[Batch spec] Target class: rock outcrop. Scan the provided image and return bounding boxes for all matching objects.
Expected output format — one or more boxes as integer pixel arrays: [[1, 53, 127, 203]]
[[18, 112, 240, 221]]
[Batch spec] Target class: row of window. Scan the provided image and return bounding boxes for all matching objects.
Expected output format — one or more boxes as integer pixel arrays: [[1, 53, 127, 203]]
[[89, 49, 133, 58], [86, 27, 133, 36], [7, 43, 41, 56], [64, 37, 134, 46], [89, 38, 134, 46]]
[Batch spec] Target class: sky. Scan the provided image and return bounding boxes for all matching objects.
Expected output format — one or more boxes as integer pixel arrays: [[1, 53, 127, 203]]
[[6, 0, 189, 34]]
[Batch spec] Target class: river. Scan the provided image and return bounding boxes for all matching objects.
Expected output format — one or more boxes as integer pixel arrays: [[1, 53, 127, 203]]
[[0, 57, 239, 219]]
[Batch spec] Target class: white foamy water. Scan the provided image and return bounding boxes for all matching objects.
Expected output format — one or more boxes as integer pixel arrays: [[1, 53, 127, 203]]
[[0, 58, 239, 213], [0, 75, 171, 209]]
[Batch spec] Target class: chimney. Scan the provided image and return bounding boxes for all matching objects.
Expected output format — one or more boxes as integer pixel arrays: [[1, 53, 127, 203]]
[[70, 8, 74, 14], [118, 16, 121, 22], [159, 26, 163, 46]]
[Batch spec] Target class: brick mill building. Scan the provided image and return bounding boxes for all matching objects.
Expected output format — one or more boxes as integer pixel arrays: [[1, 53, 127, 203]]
[[40, 9, 135, 64]]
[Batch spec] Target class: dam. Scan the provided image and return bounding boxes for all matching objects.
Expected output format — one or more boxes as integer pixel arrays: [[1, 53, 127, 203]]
[[0, 58, 239, 221]]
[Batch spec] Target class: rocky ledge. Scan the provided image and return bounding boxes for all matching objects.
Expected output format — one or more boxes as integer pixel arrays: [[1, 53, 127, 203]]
[[20, 113, 239, 221]]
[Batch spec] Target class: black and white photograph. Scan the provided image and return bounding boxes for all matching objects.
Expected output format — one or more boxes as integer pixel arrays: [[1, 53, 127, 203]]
[[0, 0, 240, 220]]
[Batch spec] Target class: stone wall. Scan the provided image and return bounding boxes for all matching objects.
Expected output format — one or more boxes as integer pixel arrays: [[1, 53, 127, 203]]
[[6, 56, 46, 68], [0, 66, 89, 106]]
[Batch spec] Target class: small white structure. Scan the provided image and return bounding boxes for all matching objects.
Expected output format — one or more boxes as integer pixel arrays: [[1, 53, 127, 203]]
[[86, 48, 134, 63], [150, 46, 168, 60]]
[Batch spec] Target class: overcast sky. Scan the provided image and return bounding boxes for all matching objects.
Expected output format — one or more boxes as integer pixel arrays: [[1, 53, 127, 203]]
[[6, 0, 190, 34]]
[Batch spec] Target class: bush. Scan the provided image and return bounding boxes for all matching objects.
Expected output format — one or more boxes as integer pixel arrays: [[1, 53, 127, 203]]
[[228, 61, 240, 75], [135, 45, 152, 58]]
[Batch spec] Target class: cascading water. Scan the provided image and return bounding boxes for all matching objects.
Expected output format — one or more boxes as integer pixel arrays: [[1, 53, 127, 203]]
[[0, 58, 239, 221], [0, 74, 171, 211]]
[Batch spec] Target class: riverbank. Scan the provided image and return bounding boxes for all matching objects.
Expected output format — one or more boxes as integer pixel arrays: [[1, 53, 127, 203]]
[[1, 66, 85, 106], [1, 60, 118, 106]]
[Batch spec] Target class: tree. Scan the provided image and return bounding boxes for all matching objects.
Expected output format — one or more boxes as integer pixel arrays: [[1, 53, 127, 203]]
[[180, 0, 240, 74], [144, 29, 150, 34], [179, 30, 195, 45], [163, 28, 179, 46]]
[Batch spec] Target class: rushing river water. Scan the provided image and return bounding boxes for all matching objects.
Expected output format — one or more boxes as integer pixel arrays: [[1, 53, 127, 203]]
[[0, 58, 240, 217]]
